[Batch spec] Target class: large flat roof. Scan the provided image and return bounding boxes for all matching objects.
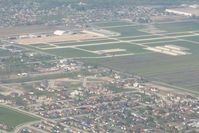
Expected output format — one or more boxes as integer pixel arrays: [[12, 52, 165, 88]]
[[166, 7, 199, 16]]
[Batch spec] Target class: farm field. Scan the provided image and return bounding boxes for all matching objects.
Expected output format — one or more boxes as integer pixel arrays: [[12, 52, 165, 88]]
[[0, 105, 40, 129], [84, 52, 199, 95], [17, 20, 199, 95]]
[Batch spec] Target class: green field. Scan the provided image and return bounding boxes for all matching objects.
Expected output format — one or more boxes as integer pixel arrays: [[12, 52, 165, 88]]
[[155, 21, 199, 33], [30, 43, 55, 48], [0, 106, 40, 128], [132, 37, 177, 44], [43, 48, 99, 58], [54, 39, 117, 47], [95, 21, 134, 28], [179, 35, 199, 42], [104, 25, 148, 37], [79, 42, 146, 54], [119, 35, 160, 41]]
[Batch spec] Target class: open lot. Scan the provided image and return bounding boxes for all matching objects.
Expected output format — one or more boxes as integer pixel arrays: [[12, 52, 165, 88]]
[[17, 20, 199, 95], [0, 105, 40, 128], [16, 31, 106, 45]]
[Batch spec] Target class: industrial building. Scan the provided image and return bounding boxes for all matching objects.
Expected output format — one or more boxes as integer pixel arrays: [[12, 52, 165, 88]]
[[165, 5, 199, 17]]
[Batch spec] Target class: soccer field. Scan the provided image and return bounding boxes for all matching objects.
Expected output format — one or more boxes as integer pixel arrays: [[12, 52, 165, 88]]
[[18, 20, 199, 95]]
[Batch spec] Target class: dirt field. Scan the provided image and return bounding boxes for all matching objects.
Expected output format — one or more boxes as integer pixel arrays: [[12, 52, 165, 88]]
[[17, 31, 107, 45], [0, 25, 61, 38]]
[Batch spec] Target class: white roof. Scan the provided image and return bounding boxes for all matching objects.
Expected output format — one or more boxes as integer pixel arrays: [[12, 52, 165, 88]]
[[54, 30, 66, 35]]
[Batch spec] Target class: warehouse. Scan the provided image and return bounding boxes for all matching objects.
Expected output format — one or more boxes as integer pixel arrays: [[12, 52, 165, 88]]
[[166, 5, 199, 17]]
